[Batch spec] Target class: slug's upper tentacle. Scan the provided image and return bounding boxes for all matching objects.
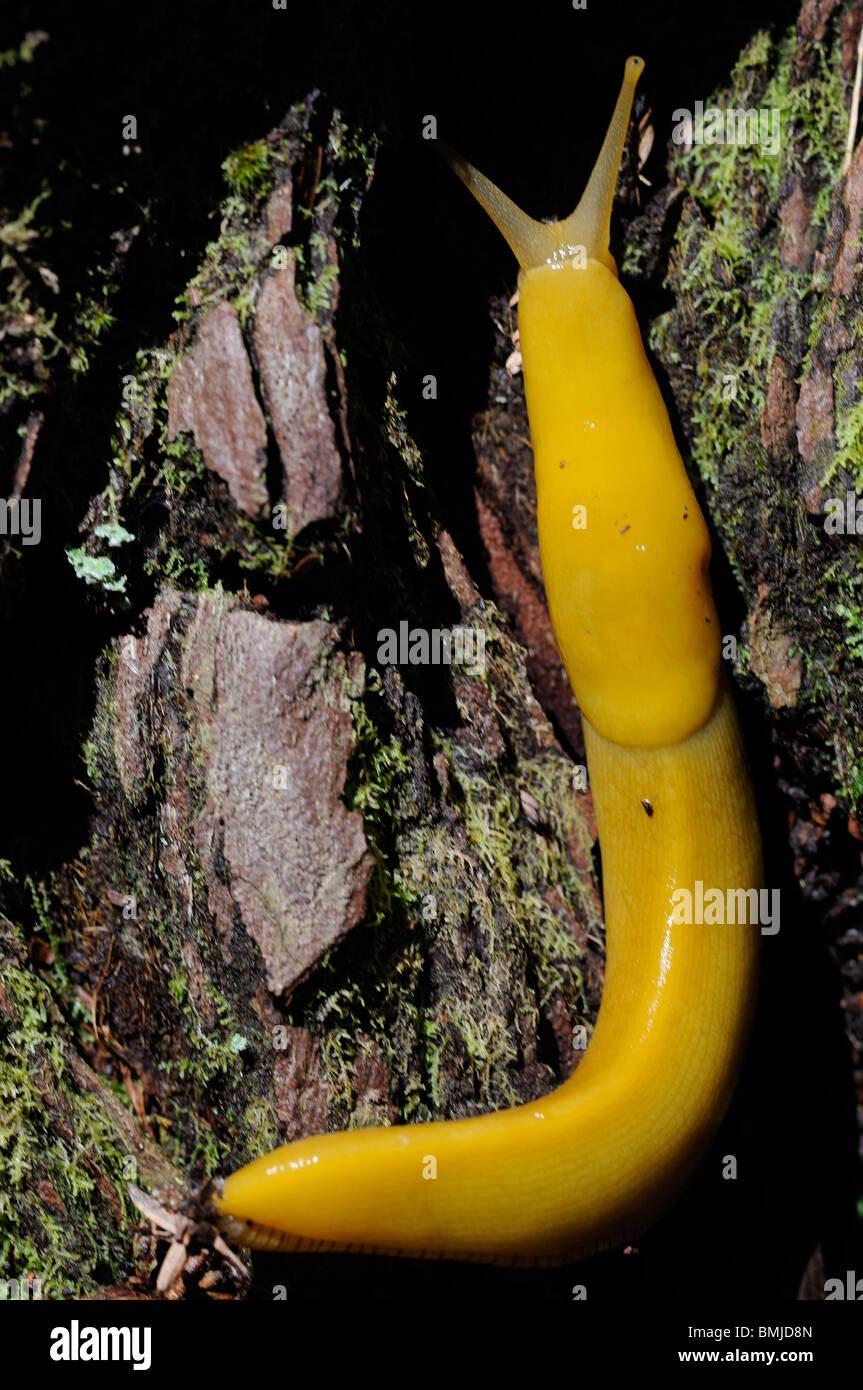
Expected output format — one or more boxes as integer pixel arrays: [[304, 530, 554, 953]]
[[442, 55, 643, 272], [439, 143, 555, 269], [558, 54, 644, 270]]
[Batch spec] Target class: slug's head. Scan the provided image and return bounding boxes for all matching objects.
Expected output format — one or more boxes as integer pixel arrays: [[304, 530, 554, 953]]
[[443, 55, 643, 276]]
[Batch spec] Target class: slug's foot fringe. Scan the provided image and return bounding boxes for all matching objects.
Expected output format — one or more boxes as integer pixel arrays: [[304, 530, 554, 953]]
[[213, 1209, 643, 1268], [215, 1212, 567, 1265], [132, 1183, 649, 1276]]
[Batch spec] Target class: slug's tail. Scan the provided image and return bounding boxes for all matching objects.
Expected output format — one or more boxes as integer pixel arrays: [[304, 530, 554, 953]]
[[442, 55, 643, 272]]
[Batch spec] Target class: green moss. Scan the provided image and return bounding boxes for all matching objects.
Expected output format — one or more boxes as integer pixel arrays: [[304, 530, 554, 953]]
[[172, 217, 269, 328], [0, 187, 62, 408], [155, 965, 257, 1098], [0, 29, 48, 70], [451, 614, 595, 962], [634, 14, 863, 805], [241, 1098, 279, 1156], [834, 592, 863, 662], [293, 595, 597, 1132], [0, 917, 137, 1295], [301, 258, 340, 319], [232, 511, 299, 583], [345, 671, 412, 839], [824, 378, 863, 491], [222, 140, 273, 199], [654, 24, 844, 510], [71, 287, 117, 376]]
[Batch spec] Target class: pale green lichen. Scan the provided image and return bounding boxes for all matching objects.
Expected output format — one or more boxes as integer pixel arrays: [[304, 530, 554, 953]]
[[93, 519, 135, 547], [65, 548, 127, 594]]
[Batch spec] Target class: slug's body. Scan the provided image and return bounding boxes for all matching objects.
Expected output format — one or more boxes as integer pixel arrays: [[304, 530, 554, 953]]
[[214, 58, 763, 1264]]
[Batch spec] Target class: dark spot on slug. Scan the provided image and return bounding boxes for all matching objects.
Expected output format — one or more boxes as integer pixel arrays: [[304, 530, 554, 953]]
[[619, 525, 631, 535], [559, 459, 567, 468], [641, 799, 654, 817], [683, 508, 688, 519]]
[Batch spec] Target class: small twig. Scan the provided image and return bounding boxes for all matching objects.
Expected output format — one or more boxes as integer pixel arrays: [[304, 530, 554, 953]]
[[89, 932, 115, 1043], [306, 143, 324, 214], [843, 23, 863, 176], [127, 1183, 187, 1240], [212, 1232, 250, 1276], [12, 410, 43, 498]]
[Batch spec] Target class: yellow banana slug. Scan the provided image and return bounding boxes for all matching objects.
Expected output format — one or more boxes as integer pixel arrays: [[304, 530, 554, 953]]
[[213, 56, 763, 1265]]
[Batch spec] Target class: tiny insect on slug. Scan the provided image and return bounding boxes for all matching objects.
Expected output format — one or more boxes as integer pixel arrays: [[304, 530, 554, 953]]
[[212, 57, 763, 1265]]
